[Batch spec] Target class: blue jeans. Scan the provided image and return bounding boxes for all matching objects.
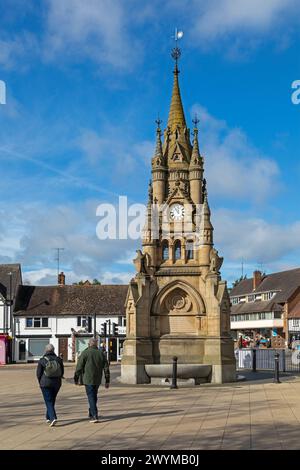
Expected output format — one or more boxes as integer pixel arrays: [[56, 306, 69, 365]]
[[85, 385, 100, 419], [41, 386, 60, 421]]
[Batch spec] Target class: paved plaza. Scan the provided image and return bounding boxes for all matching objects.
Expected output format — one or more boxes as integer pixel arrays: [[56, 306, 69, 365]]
[[0, 364, 300, 450]]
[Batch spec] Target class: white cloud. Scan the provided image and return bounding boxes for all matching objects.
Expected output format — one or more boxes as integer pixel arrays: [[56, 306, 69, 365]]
[[77, 127, 153, 178], [44, 0, 141, 69], [22, 268, 132, 286], [191, 104, 280, 203], [214, 208, 300, 264], [2, 200, 136, 286], [190, 0, 297, 39], [162, 0, 300, 57], [0, 32, 39, 70]]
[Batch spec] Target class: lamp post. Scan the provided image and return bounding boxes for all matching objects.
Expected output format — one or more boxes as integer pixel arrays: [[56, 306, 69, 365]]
[[93, 312, 97, 339], [274, 351, 281, 383], [170, 356, 178, 389], [7, 272, 13, 363]]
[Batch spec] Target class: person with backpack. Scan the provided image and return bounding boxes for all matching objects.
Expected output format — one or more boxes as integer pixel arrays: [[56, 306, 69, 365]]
[[36, 343, 64, 427], [74, 337, 110, 423]]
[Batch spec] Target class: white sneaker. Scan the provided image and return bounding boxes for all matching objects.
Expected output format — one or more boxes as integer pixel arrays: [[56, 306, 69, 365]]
[[49, 419, 57, 427], [46, 419, 50, 424]]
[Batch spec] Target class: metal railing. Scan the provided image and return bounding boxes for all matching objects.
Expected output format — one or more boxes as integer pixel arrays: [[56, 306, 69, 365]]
[[236, 348, 300, 372]]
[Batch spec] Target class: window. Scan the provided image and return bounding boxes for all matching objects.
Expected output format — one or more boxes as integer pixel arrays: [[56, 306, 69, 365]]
[[247, 295, 255, 302], [162, 241, 169, 261], [26, 317, 48, 328], [186, 241, 194, 260], [174, 240, 181, 260], [274, 311, 282, 319], [231, 297, 239, 305], [26, 318, 33, 328], [28, 339, 49, 358], [263, 292, 275, 301], [77, 316, 92, 332]]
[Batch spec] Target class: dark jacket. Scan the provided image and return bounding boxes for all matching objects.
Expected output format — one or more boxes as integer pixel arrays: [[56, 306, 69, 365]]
[[36, 352, 64, 388], [74, 346, 110, 386]]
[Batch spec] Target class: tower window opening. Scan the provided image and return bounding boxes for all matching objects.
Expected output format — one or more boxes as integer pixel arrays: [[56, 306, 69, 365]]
[[162, 241, 169, 261], [174, 240, 181, 260], [186, 241, 194, 260]]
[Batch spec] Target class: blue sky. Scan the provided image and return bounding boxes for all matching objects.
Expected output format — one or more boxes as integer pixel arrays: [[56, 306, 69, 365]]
[[0, 0, 300, 286]]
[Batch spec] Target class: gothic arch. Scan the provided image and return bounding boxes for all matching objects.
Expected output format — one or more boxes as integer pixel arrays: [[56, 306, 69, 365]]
[[151, 280, 206, 316]]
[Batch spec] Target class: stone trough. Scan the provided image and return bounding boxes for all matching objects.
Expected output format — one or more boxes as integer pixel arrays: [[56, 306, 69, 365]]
[[145, 364, 212, 386]]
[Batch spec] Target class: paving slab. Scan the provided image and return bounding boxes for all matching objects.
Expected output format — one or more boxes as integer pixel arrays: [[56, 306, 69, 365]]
[[0, 364, 300, 450]]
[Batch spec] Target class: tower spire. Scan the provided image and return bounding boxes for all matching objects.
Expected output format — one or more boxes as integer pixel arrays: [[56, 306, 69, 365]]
[[191, 117, 201, 162], [154, 117, 163, 158], [167, 47, 186, 132]]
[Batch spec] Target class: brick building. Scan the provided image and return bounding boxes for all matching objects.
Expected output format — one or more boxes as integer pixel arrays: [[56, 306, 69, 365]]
[[230, 268, 300, 348]]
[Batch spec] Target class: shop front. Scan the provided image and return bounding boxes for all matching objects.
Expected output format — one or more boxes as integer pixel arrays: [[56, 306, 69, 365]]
[[0, 334, 12, 364], [15, 335, 52, 362]]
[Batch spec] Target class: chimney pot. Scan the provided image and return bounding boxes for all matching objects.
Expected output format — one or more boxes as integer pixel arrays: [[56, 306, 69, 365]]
[[58, 271, 65, 286], [253, 270, 262, 290]]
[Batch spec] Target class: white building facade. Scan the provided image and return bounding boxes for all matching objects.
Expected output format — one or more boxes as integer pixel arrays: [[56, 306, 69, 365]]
[[14, 283, 128, 363], [0, 264, 22, 364]]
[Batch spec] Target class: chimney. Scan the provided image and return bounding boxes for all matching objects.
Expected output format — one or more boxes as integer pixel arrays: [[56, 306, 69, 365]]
[[58, 272, 65, 286], [253, 270, 262, 290]]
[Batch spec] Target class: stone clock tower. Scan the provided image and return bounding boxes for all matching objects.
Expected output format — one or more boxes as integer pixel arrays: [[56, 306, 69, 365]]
[[121, 49, 236, 384]]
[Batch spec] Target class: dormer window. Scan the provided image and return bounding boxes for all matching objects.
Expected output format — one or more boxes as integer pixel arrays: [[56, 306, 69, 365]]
[[263, 292, 275, 301]]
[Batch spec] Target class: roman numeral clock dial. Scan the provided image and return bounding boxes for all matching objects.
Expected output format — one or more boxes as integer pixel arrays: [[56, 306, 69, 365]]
[[170, 203, 185, 221]]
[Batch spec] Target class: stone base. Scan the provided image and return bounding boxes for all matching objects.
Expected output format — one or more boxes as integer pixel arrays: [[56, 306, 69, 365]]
[[211, 363, 237, 384], [120, 363, 150, 384], [150, 377, 207, 386], [145, 363, 212, 385]]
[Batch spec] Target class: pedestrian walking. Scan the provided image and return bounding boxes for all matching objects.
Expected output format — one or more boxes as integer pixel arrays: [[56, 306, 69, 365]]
[[74, 337, 110, 423], [36, 344, 64, 427]]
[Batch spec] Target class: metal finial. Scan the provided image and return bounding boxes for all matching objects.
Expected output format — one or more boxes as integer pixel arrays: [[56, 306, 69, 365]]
[[171, 28, 183, 69], [192, 114, 200, 128], [155, 115, 162, 130], [171, 47, 181, 67]]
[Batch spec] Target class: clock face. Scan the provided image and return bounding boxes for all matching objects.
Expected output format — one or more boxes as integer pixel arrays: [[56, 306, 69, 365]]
[[170, 203, 185, 221]]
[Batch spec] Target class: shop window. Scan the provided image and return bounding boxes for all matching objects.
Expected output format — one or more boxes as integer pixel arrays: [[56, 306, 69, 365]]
[[28, 338, 49, 358]]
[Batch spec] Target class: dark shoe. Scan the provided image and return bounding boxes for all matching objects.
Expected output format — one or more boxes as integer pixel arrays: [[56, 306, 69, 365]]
[[89, 417, 99, 423]]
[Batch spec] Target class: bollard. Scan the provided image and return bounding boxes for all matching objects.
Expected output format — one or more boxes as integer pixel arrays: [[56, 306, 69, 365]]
[[170, 356, 178, 389], [252, 348, 257, 373], [274, 351, 281, 383]]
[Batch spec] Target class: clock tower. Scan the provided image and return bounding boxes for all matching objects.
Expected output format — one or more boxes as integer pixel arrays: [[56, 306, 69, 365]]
[[121, 48, 236, 384]]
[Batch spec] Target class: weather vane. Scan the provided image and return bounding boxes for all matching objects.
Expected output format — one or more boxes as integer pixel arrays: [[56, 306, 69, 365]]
[[171, 28, 184, 67], [192, 114, 200, 129]]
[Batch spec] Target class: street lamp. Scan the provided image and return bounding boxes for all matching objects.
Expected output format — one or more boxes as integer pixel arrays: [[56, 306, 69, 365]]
[[7, 272, 13, 363]]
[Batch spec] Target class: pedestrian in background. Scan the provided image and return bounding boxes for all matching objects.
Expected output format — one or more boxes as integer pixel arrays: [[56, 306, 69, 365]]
[[74, 337, 110, 423], [36, 344, 64, 427]]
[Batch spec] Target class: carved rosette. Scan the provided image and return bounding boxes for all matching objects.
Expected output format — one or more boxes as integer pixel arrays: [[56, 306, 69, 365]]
[[164, 289, 192, 313]]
